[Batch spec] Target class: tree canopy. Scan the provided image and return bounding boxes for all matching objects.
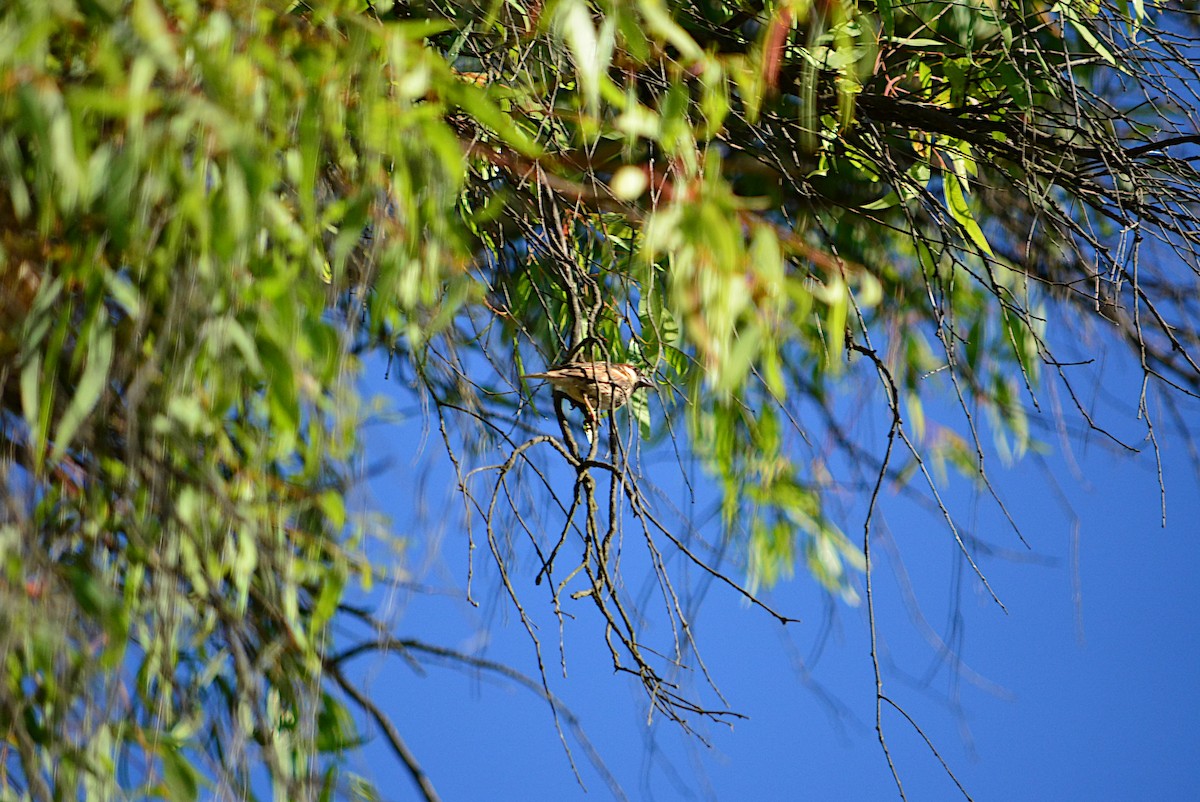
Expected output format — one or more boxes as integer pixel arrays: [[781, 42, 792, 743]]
[[2, 0, 1198, 799]]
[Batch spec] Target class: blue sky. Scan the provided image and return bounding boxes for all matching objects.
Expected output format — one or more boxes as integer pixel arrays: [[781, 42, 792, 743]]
[[341, 350, 1200, 801]]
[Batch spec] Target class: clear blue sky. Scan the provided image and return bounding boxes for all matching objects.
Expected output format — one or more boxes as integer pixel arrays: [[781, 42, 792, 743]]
[[343, 351, 1200, 801]]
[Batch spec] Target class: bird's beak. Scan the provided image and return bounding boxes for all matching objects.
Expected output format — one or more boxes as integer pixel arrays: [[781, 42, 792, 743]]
[[636, 374, 655, 390]]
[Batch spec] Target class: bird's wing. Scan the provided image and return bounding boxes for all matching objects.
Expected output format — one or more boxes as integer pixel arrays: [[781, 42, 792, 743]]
[[523, 365, 592, 380]]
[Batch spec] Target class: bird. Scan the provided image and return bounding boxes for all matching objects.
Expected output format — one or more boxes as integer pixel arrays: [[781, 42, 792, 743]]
[[521, 361, 654, 421]]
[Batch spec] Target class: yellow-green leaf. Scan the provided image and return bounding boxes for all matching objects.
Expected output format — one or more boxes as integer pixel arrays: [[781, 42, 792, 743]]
[[943, 171, 993, 256]]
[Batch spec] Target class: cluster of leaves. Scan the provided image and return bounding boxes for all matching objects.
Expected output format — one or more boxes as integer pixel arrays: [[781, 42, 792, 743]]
[[0, 0, 490, 798], [434, 0, 1198, 596], [2, 0, 1199, 799], [417, 0, 1200, 789]]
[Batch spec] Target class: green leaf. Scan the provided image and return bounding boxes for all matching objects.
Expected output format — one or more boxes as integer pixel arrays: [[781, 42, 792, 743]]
[[448, 81, 543, 158], [312, 564, 345, 630], [50, 323, 114, 463], [943, 170, 993, 257], [556, 0, 615, 112], [905, 391, 926, 441], [877, 0, 895, 38], [860, 191, 902, 210], [317, 692, 365, 752], [258, 334, 300, 446], [640, 0, 703, 62], [231, 532, 257, 616], [104, 270, 142, 318], [161, 747, 200, 802], [1064, 13, 1116, 65], [19, 353, 44, 465], [66, 563, 109, 619], [883, 36, 946, 47], [816, 277, 849, 371], [132, 0, 180, 71]]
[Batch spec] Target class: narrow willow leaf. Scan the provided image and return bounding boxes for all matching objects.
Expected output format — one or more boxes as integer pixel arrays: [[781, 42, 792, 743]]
[[943, 171, 994, 256], [161, 747, 200, 802], [312, 567, 345, 630], [1056, 2, 1117, 66], [51, 324, 114, 463], [883, 36, 946, 47], [640, 0, 703, 62], [906, 391, 926, 441], [232, 531, 257, 616], [877, 0, 895, 38], [556, 0, 615, 112], [860, 191, 901, 210], [816, 277, 849, 371], [19, 352, 42, 455], [448, 81, 543, 156], [132, 0, 181, 71]]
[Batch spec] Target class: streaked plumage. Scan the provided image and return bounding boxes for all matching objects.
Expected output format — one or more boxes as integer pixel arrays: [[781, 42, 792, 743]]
[[522, 361, 654, 419]]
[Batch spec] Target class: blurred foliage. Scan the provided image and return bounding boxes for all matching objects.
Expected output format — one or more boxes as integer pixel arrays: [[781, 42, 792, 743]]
[[0, 0, 477, 797], [1, 0, 1198, 798]]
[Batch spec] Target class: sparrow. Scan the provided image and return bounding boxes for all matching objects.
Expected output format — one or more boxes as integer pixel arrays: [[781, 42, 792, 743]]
[[522, 361, 654, 421]]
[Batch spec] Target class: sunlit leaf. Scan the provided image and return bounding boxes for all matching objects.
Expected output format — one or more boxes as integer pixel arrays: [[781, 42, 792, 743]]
[[943, 170, 994, 257]]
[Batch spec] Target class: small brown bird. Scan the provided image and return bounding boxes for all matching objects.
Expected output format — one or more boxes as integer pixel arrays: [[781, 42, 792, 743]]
[[522, 361, 654, 421]]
